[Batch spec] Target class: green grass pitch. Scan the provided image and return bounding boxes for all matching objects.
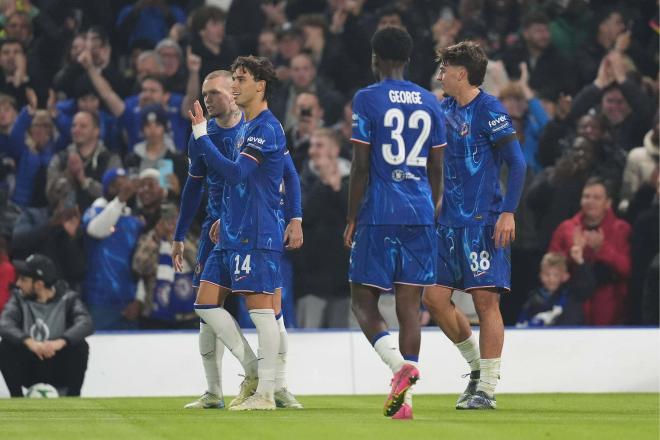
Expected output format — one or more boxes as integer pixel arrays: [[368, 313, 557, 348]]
[[1, 394, 658, 440]]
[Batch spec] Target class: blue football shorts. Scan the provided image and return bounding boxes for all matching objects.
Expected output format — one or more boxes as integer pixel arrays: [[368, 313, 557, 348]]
[[349, 224, 437, 291], [200, 247, 281, 294], [435, 224, 510, 292]]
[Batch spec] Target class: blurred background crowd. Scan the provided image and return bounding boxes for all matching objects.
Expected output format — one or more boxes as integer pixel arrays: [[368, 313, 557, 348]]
[[0, 0, 657, 331]]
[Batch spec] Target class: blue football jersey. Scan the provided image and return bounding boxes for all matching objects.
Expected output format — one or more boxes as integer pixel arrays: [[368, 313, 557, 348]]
[[351, 79, 447, 226], [438, 90, 517, 227], [220, 109, 286, 252], [187, 116, 244, 222], [82, 199, 143, 305]]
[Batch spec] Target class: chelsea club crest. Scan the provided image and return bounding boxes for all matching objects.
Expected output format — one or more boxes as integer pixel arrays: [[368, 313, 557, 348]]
[[460, 122, 469, 137]]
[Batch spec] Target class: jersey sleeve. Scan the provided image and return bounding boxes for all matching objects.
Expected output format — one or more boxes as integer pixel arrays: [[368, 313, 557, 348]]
[[481, 97, 517, 147], [350, 90, 371, 145], [241, 122, 279, 163], [429, 100, 448, 149], [186, 133, 206, 178]]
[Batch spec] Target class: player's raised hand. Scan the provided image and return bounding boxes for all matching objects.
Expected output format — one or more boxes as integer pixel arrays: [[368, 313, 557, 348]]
[[209, 219, 220, 244], [171, 240, 185, 272], [284, 219, 303, 249], [343, 220, 356, 249], [493, 212, 515, 248], [188, 100, 206, 125]]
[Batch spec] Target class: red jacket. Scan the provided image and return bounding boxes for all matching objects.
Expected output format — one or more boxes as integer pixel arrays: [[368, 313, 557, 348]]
[[548, 208, 631, 325], [0, 255, 16, 312]]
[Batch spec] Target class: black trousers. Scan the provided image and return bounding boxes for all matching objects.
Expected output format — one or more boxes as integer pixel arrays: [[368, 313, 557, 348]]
[[0, 339, 89, 397]]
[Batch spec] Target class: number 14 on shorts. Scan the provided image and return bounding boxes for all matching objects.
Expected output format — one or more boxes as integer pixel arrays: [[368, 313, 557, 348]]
[[234, 254, 252, 274], [469, 251, 490, 272]]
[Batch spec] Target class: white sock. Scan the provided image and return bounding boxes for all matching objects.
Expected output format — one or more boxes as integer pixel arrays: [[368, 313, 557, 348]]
[[194, 306, 258, 377], [477, 358, 501, 397], [275, 314, 287, 390], [249, 308, 279, 400], [199, 322, 223, 396], [455, 333, 480, 373], [372, 332, 405, 373]]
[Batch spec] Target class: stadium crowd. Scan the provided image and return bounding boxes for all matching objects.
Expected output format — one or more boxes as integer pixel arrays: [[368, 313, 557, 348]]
[[0, 0, 657, 331]]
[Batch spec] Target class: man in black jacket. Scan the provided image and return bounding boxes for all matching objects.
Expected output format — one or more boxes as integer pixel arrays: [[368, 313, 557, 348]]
[[0, 254, 93, 397]]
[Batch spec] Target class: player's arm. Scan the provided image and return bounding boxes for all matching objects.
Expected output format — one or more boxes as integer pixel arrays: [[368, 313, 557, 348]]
[[427, 147, 444, 218], [494, 134, 527, 248], [189, 101, 258, 185], [172, 135, 206, 271], [283, 152, 303, 249], [344, 140, 370, 248], [428, 106, 447, 218]]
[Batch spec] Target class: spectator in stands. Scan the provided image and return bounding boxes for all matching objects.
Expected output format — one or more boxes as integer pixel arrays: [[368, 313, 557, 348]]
[[46, 110, 120, 212], [498, 65, 549, 173], [134, 51, 165, 85], [271, 52, 343, 130], [55, 28, 127, 100], [516, 252, 592, 327], [0, 253, 93, 397], [53, 82, 121, 153], [548, 177, 631, 325], [0, 38, 42, 108], [293, 128, 350, 328], [374, 4, 436, 89], [4, 88, 69, 208], [569, 51, 655, 152], [619, 118, 659, 213], [115, 0, 186, 50], [136, 168, 167, 233], [132, 202, 197, 329], [82, 168, 143, 330], [273, 26, 304, 81], [0, 235, 14, 312], [0, 93, 17, 136], [257, 29, 278, 62], [285, 92, 325, 172], [124, 104, 187, 202], [155, 38, 186, 94], [82, 49, 200, 151], [502, 11, 577, 98], [575, 7, 653, 88], [188, 6, 239, 83], [626, 166, 658, 324], [52, 33, 86, 99], [296, 14, 360, 94]]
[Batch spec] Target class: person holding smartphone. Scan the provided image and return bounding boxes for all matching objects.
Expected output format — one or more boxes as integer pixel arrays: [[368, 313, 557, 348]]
[[123, 104, 187, 202]]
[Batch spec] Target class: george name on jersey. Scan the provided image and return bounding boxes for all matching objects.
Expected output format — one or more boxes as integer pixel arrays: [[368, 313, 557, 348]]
[[388, 90, 422, 105]]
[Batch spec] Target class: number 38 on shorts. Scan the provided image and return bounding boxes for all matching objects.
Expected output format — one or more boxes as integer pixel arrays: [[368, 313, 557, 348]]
[[435, 225, 511, 292]]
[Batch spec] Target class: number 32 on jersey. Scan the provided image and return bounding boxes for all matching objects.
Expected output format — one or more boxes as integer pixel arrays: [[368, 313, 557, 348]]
[[382, 108, 431, 167]]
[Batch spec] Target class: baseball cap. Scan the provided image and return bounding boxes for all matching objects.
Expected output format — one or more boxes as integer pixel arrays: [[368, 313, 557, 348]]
[[13, 254, 58, 285], [102, 167, 126, 197], [141, 104, 169, 128]]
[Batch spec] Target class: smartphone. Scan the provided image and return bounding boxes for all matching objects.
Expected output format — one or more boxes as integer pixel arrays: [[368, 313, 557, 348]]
[[158, 159, 174, 189]]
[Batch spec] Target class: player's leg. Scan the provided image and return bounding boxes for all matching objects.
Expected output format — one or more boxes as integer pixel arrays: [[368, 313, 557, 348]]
[[461, 225, 509, 409], [427, 224, 482, 408], [272, 288, 303, 409], [186, 234, 228, 408], [465, 288, 503, 409], [229, 250, 282, 411], [390, 283, 424, 420], [193, 250, 259, 408], [228, 292, 277, 411], [423, 285, 480, 409]]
